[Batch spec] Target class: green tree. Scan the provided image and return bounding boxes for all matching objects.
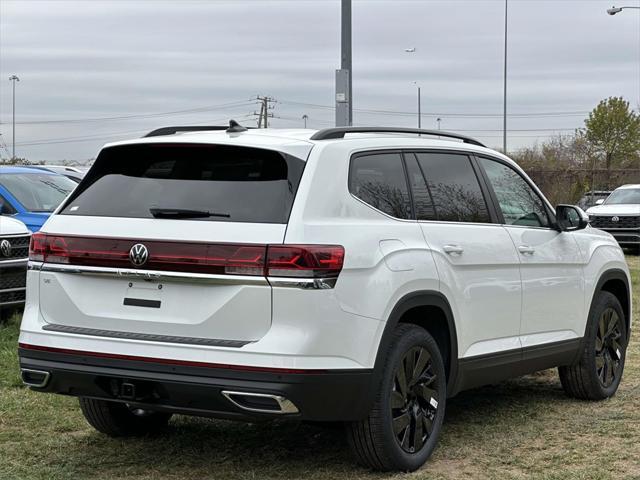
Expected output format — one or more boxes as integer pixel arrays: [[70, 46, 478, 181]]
[[580, 97, 640, 170]]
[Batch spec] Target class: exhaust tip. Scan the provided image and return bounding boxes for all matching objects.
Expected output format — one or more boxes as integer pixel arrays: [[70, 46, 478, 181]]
[[221, 390, 298, 414], [21, 369, 50, 388]]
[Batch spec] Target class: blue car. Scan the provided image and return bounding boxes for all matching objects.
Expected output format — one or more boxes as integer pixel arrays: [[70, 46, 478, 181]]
[[0, 166, 77, 232]]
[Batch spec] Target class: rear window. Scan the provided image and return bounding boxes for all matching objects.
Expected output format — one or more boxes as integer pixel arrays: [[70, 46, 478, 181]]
[[61, 144, 306, 223], [0, 173, 76, 212]]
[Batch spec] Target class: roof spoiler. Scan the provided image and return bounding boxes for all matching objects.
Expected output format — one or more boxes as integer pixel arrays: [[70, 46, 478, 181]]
[[144, 120, 250, 138]]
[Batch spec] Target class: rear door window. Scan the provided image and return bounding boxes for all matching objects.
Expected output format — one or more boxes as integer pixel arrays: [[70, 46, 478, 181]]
[[349, 152, 412, 219], [414, 152, 491, 223], [61, 144, 306, 224]]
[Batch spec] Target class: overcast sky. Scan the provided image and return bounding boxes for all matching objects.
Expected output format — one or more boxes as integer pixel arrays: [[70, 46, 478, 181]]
[[1, 0, 639, 162]]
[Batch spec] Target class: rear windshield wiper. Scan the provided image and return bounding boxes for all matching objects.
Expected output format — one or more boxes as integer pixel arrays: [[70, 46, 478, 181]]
[[149, 208, 231, 219]]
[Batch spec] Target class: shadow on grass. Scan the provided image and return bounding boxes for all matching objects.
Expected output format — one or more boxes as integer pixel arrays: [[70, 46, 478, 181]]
[[49, 372, 568, 479]]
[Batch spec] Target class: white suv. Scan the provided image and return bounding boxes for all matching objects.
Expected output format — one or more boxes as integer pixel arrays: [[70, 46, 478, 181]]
[[19, 124, 632, 472], [587, 184, 640, 253]]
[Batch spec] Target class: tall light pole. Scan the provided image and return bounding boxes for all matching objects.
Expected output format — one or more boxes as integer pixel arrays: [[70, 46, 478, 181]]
[[502, 0, 508, 153], [302, 114, 308, 128], [335, 0, 352, 126], [607, 6, 640, 15], [437, 117, 442, 130], [9, 75, 19, 160], [607, 6, 640, 107], [405, 50, 422, 129]]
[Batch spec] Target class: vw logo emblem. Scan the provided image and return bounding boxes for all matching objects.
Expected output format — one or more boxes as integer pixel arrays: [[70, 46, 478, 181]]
[[0, 239, 11, 258], [129, 243, 149, 267], [611, 216, 619, 223]]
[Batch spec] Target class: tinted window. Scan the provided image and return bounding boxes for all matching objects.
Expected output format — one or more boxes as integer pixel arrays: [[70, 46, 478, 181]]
[[480, 157, 550, 228], [405, 155, 436, 221], [61, 144, 305, 224], [0, 173, 75, 212], [415, 153, 491, 223], [349, 153, 411, 219]]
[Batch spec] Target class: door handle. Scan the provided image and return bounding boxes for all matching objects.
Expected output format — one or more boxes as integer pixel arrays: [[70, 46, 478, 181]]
[[518, 245, 535, 255], [443, 244, 464, 255]]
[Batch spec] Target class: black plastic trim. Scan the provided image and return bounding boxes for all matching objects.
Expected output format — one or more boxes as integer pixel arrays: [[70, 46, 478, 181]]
[[18, 349, 374, 421], [454, 338, 582, 393], [123, 298, 161, 308], [374, 290, 459, 397], [310, 127, 486, 147]]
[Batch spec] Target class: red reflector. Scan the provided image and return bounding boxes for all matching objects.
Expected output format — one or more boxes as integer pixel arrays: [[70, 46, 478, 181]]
[[18, 343, 325, 374], [266, 245, 344, 278]]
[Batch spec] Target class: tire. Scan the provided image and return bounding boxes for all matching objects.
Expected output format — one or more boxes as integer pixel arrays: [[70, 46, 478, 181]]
[[559, 291, 628, 400], [79, 398, 172, 437], [346, 324, 447, 472]]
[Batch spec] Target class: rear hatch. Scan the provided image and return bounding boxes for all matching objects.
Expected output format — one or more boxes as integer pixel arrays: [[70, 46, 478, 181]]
[[34, 141, 309, 343]]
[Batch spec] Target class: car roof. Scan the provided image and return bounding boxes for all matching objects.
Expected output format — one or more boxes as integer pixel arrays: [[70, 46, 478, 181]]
[[103, 127, 513, 166], [616, 184, 640, 190], [0, 165, 59, 175]]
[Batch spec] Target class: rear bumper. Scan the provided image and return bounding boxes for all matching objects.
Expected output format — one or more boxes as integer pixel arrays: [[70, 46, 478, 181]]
[[18, 346, 376, 422]]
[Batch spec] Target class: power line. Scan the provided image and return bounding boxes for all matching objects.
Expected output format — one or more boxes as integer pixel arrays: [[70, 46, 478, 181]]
[[277, 99, 590, 118], [0, 100, 254, 126], [13, 114, 255, 147]]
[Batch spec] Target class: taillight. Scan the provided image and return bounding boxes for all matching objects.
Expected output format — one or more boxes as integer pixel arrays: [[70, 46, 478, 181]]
[[29, 234, 344, 279], [266, 245, 344, 278], [29, 232, 48, 262]]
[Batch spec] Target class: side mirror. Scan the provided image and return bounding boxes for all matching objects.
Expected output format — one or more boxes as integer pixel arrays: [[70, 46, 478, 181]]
[[595, 198, 605, 205], [556, 204, 589, 232]]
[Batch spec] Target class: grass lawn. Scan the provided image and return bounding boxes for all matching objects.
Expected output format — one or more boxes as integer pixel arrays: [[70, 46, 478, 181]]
[[0, 255, 638, 480]]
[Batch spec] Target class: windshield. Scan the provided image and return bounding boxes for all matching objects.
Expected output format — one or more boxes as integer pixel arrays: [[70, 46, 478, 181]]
[[604, 188, 640, 205], [60, 143, 306, 223], [0, 173, 76, 212]]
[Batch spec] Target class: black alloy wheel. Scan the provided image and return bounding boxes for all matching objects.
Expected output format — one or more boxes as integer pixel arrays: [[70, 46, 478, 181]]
[[595, 307, 624, 388], [391, 346, 439, 454]]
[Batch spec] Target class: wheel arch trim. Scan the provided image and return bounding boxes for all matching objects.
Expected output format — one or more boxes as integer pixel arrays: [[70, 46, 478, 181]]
[[373, 290, 459, 396]]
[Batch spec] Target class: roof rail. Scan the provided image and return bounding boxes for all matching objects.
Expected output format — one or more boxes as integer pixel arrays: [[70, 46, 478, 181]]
[[309, 127, 486, 147], [144, 120, 252, 138]]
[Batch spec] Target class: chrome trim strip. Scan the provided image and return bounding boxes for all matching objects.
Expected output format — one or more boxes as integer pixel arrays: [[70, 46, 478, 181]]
[[0, 299, 26, 307], [0, 233, 31, 239], [0, 287, 26, 293], [0, 258, 28, 267], [28, 261, 43, 271], [41, 324, 250, 348], [39, 263, 269, 286], [267, 277, 338, 289], [21, 368, 50, 388], [221, 390, 299, 414]]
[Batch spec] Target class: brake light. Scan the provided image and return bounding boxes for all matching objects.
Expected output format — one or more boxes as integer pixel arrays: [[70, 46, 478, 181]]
[[29, 234, 344, 279], [266, 245, 344, 278]]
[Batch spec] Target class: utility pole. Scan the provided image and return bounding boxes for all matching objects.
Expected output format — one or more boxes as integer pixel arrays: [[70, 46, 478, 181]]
[[9, 75, 19, 160], [253, 95, 275, 128], [335, 0, 352, 126], [417, 86, 421, 129]]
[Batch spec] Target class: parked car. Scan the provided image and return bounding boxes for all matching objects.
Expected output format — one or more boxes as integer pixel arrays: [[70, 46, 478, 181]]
[[0, 166, 77, 232], [587, 184, 640, 253], [0, 215, 29, 321], [18, 124, 631, 472], [577, 190, 612, 210], [22, 165, 87, 183]]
